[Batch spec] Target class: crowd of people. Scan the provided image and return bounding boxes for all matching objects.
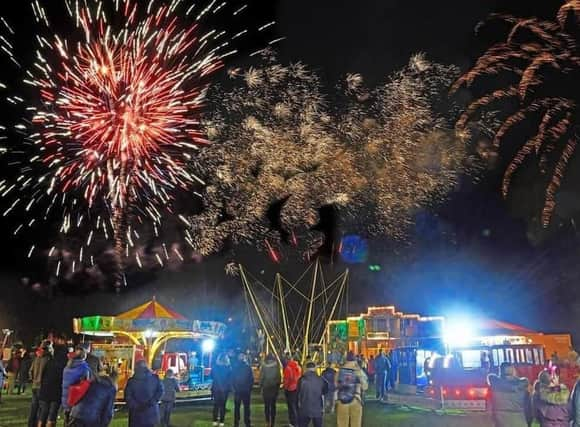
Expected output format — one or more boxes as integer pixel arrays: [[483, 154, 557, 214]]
[[1, 336, 376, 427], [207, 349, 369, 427], [488, 361, 580, 427], [12, 337, 580, 427]]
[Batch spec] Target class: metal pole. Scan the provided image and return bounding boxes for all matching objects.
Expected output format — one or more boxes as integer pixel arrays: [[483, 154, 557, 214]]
[[277, 273, 291, 353], [240, 265, 283, 367], [303, 259, 319, 364], [317, 270, 349, 348]]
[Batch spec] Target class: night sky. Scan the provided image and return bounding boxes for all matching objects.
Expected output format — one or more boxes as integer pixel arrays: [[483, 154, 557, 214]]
[[1, 0, 579, 345]]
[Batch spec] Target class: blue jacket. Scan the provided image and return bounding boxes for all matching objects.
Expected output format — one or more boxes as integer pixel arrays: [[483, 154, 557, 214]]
[[70, 375, 116, 427], [62, 358, 91, 409], [124, 366, 163, 427]]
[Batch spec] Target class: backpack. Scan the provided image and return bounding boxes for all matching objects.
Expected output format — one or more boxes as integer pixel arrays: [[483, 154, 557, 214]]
[[337, 367, 358, 404]]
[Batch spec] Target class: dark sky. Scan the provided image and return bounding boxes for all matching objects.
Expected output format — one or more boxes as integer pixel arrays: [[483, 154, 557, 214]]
[[1, 0, 579, 345]]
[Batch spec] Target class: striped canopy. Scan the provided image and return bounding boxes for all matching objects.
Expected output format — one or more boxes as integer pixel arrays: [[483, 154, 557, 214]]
[[116, 299, 186, 320], [73, 298, 226, 338]]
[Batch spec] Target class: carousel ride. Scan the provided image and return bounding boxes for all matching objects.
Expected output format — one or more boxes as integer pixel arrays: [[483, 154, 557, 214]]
[[73, 298, 225, 400]]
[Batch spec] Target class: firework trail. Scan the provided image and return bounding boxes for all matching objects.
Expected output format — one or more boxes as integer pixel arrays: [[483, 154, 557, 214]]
[[0, 0, 276, 289], [452, 1, 580, 225], [190, 53, 483, 261]]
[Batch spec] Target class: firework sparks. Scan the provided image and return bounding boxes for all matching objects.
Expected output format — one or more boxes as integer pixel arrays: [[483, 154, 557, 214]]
[[189, 53, 481, 259], [452, 1, 580, 225], [0, 0, 274, 288]]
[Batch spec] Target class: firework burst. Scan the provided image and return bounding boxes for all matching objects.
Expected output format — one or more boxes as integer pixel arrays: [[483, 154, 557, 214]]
[[0, 0, 275, 288], [190, 54, 481, 260], [452, 1, 580, 225]]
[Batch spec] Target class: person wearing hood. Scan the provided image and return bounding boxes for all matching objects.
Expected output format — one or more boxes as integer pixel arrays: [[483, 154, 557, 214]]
[[232, 353, 254, 427], [124, 360, 164, 427], [28, 340, 53, 427], [61, 345, 92, 423], [260, 353, 281, 427], [533, 368, 571, 427], [38, 347, 65, 427], [284, 354, 302, 427], [487, 362, 532, 427], [78, 343, 102, 375], [336, 351, 368, 427], [211, 354, 232, 427], [69, 372, 117, 427], [297, 361, 328, 427]]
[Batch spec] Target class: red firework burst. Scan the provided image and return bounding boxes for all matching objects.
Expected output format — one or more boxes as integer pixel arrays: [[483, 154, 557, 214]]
[[0, 0, 277, 287]]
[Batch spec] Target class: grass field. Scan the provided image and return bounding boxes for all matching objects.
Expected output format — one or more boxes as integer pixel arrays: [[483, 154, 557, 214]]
[[0, 390, 535, 427]]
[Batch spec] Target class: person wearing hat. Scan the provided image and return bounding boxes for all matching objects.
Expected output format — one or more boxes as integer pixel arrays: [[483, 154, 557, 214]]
[[532, 368, 571, 426], [336, 351, 368, 427], [487, 362, 532, 427], [297, 361, 328, 427], [61, 345, 91, 424]]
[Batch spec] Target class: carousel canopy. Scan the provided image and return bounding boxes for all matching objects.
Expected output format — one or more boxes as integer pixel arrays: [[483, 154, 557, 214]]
[[73, 298, 225, 338], [116, 299, 187, 320]]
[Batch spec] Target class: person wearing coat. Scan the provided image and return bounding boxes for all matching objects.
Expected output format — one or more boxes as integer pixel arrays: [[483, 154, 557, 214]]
[[487, 362, 532, 427], [321, 364, 336, 414], [38, 354, 65, 427], [532, 369, 571, 427], [61, 347, 92, 418], [160, 369, 181, 427], [366, 356, 375, 385], [571, 377, 580, 427], [7, 350, 21, 395], [231, 353, 254, 427], [297, 362, 328, 427], [69, 373, 117, 427], [283, 356, 302, 427], [124, 360, 164, 427], [211, 354, 232, 427], [336, 352, 368, 427], [29, 341, 52, 427], [18, 350, 33, 395], [0, 359, 7, 404], [260, 353, 281, 427], [374, 350, 390, 400]]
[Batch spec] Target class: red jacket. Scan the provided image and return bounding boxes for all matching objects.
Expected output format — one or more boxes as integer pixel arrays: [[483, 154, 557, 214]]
[[283, 360, 302, 392], [368, 358, 375, 375]]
